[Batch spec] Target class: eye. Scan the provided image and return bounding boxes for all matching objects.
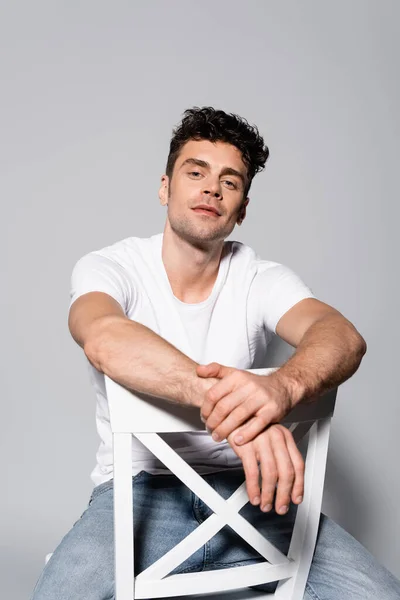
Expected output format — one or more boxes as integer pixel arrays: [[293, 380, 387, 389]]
[[189, 171, 202, 177], [223, 180, 237, 189]]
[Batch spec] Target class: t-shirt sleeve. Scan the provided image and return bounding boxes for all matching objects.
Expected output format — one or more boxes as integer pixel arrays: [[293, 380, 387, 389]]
[[69, 252, 134, 314], [252, 263, 316, 335]]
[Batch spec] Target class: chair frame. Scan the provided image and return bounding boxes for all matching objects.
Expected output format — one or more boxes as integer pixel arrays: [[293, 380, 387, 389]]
[[106, 368, 337, 600]]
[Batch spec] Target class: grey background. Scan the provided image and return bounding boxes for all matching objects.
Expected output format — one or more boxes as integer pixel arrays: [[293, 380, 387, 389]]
[[1, 2, 399, 598]]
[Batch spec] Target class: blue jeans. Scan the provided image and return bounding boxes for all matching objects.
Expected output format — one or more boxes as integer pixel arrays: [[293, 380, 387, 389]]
[[31, 468, 400, 599]]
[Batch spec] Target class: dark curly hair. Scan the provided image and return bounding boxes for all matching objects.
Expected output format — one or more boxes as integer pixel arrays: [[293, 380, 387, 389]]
[[166, 106, 269, 198]]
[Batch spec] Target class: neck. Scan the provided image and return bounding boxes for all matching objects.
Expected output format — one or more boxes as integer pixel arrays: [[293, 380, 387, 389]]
[[161, 221, 225, 303]]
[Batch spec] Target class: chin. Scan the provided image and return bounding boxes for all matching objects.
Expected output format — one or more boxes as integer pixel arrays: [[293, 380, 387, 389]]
[[171, 220, 227, 246]]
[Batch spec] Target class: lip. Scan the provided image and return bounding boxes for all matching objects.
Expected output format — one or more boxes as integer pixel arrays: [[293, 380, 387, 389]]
[[192, 204, 221, 216]]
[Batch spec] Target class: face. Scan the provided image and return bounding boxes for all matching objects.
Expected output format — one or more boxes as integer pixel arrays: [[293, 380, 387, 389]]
[[159, 139, 250, 247]]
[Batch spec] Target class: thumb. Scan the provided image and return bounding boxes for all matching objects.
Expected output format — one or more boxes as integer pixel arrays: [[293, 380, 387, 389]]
[[196, 362, 232, 379]]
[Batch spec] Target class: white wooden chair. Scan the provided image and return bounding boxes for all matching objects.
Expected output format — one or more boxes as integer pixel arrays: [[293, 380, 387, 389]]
[[106, 367, 337, 600]]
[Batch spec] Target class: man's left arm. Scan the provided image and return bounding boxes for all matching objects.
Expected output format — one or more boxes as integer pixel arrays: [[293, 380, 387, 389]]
[[198, 298, 367, 445], [272, 298, 367, 406]]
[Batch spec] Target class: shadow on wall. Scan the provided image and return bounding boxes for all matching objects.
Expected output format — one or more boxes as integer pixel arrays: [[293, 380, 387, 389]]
[[323, 449, 369, 539]]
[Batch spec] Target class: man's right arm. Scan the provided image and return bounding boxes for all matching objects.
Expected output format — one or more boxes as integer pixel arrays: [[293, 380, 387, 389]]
[[68, 291, 213, 408], [69, 290, 304, 510]]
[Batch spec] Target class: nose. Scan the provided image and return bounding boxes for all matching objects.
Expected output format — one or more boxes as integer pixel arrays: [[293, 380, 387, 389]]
[[203, 179, 222, 199]]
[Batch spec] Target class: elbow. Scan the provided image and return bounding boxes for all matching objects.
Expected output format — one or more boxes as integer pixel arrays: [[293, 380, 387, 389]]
[[354, 333, 367, 365], [83, 322, 110, 372], [345, 318, 367, 360], [356, 331, 367, 356], [83, 314, 128, 374], [83, 336, 104, 372], [83, 314, 124, 372]]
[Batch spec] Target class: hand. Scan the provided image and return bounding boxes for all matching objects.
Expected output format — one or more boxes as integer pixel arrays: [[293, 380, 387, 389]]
[[188, 371, 219, 408], [227, 424, 304, 514], [197, 362, 293, 445]]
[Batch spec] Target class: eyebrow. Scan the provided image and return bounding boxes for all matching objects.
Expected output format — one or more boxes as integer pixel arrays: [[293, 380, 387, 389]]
[[180, 158, 246, 185]]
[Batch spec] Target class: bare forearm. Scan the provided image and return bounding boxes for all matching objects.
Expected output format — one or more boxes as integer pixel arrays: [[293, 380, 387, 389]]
[[84, 315, 207, 407], [272, 314, 367, 406]]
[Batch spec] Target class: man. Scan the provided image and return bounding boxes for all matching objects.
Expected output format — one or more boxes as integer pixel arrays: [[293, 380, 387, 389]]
[[30, 107, 400, 599]]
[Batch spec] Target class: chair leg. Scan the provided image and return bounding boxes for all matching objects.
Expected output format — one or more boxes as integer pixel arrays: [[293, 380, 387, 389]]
[[114, 433, 135, 600], [274, 417, 331, 599]]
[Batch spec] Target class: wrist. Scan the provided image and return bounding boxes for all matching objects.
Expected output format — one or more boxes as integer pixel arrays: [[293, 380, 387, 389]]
[[268, 369, 306, 408], [178, 368, 200, 407], [187, 374, 219, 408]]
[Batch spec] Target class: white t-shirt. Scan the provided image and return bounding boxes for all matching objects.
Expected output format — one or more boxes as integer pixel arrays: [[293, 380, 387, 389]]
[[69, 232, 316, 486]]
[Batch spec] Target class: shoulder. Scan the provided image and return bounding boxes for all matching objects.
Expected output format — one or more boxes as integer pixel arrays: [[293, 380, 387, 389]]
[[92, 235, 146, 263], [72, 234, 154, 273], [69, 235, 154, 313], [228, 239, 284, 275]]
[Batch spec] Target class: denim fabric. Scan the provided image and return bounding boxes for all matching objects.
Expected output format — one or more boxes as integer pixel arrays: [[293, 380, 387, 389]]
[[30, 468, 400, 599]]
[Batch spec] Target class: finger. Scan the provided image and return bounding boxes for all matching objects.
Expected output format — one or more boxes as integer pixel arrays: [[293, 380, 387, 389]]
[[257, 435, 278, 513], [206, 388, 246, 436], [209, 395, 263, 442], [232, 405, 277, 445], [240, 448, 261, 506], [280, 427, 305, 506], [270, 426, 295, 515], [200, 373, 237, 421]]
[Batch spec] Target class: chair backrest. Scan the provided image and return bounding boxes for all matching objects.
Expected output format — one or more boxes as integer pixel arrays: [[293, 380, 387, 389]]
[[106, 367, 336, 434], [105, 368, 337, 600]]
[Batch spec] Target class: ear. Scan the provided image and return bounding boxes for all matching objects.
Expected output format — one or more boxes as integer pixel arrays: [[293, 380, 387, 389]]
[[237, 197, 250, 225], [159, 174, 169, 206]]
